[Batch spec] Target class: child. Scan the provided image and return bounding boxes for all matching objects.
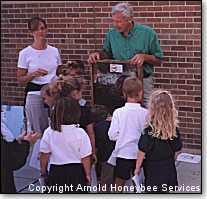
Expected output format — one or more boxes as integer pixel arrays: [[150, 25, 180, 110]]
[[40, 84, 56, 108], [66, 60, 84, 77], [1, 110, 40, 193], [40, 97, 92, 193], [40, 76, 78, 109], [56, 60, 84, 77], [44, 76, 97, 162], [108, 77, 148, 191], [105, 74, 129, 110], [94, 97, 124, 192], [67, 78, 97, 163], [134, 90, 182, 193]]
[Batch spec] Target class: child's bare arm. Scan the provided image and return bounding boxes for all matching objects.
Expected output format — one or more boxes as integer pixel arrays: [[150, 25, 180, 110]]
[[40, 152, 50, 176], [86, 123, 97, 163], [81, 155, 91, 184], [134, 150, 145, 175]]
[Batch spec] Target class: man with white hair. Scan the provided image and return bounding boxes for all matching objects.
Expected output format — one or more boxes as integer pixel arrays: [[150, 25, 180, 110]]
[[88, 2, 163, 106]]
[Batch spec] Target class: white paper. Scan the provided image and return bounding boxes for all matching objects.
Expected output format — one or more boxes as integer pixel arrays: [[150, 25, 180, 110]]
[[176, 153, 201, 163], [39, 176, 45, 186], [90, 164, 97, 193], [110, 64, 123, 73], [132, 174, 141, 193]]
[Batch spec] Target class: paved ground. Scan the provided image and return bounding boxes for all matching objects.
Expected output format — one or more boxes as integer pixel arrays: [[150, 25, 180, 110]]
[[14, 154, 201, 194]]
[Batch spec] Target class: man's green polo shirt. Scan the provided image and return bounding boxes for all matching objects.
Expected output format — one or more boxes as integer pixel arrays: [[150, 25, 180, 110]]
[[103, 23, 163, 77]]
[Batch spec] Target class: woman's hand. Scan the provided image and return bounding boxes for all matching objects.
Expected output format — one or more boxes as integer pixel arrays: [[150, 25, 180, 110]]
[[31, 68, 48, 77], [17, 68, 48, 85]]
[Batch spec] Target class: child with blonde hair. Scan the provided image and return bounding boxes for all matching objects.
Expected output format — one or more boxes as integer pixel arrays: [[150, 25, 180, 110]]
[[134, 89, 182, 193]]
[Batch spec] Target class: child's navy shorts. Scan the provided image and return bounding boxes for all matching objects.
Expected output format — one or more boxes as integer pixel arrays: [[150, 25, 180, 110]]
[[115, 158, 136, 180]]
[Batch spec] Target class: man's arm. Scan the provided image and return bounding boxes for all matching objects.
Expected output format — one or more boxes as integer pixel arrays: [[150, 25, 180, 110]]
[[131, 29, 163, 67], [130, 54, 162, 67]]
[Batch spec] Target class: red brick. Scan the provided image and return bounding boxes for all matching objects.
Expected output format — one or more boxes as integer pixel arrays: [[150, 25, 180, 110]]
[[139, 12, 155, 17], [187, 80, 201, 85], [156, 79, 170, 84], [177, 29, 193, 34], [186, 34, 201, 40], [147, 7, 162, 12], [178, 85, 194, 90], [102, 7, 111, 12], [171, 46, 186, 51], [194, 18, 201, 22], [170, 1, 185, 5], [186, 23, 201, 28], [79, 2, 95, 7], [164, 51, 177, 56], [187, 58, 201, 62], [94, 2, 109, 7], [52, 2, 65, 7], [171, 79, 186, 84], [161, 29, 177, 34], [154, 23, 169, 28], [171, 12, 186, 17], [154, 1, 169, 6], [155, 12, 169, 17], [177, 18, 193, 23], [171, 57, 185, 62], [65, 2, 79, 7], [170, 23, 186, 28], [186, 12, 201, 17], [155, 67, 170, 73], [186, 1, 201, 5], [66, 13, 79, 17], [139, 1, 153, 6], [178, 63, 195, 68]]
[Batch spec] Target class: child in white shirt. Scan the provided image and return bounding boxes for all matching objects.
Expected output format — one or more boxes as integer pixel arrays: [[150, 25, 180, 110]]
[[40, 97, 92, 193], [108, 77, 148, 191]]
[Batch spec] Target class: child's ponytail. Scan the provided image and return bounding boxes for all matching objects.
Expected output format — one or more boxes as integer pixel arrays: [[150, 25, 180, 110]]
[[50, 97, 81, 132]]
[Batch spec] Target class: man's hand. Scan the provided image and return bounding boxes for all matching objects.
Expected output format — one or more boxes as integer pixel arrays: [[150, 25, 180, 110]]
[[130, 54, 145, 67], [88, 52, 100, 64]]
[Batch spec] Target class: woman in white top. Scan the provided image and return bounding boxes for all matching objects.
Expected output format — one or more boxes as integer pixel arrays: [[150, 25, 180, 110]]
[[17, 17, 62, 170], [40, 97, 92, 193]]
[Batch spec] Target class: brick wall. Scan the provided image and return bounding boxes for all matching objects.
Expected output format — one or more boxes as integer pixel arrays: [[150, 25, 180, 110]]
[[1, 1, 201, 151]]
